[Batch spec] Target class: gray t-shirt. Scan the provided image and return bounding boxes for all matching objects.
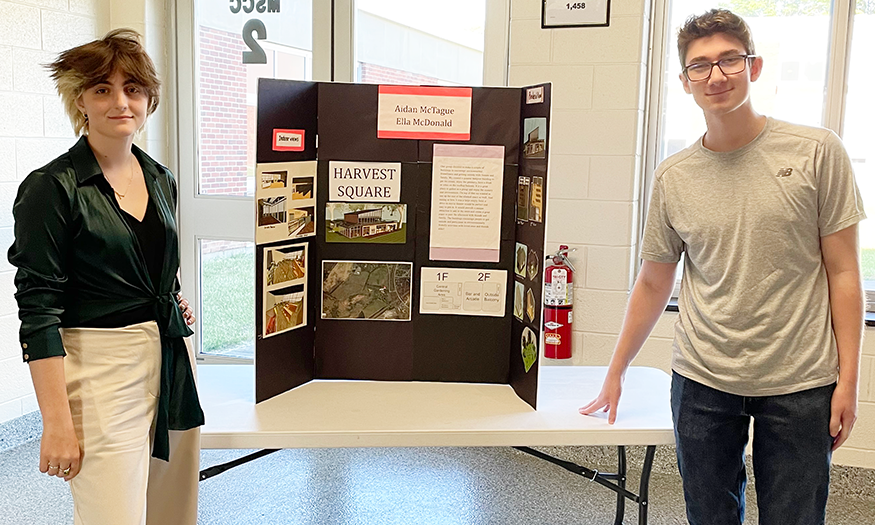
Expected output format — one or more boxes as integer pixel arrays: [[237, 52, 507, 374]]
[[641, 117, 866, 396]]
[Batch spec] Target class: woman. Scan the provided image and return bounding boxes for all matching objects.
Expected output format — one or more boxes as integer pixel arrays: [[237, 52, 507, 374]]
[[8, 29, 204, 525]]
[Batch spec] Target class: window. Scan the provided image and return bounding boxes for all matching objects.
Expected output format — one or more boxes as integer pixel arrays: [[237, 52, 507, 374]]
[[647, 0, 875, 305], [176, 0, 315, 362], [195, 1, 312, 198], [843, 1, 875, 297], [354, 0, 486, 86]]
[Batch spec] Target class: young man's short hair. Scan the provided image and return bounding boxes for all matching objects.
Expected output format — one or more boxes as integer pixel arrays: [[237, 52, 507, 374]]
[[677, 9, 755, 67], [47, 28, 161, 136]]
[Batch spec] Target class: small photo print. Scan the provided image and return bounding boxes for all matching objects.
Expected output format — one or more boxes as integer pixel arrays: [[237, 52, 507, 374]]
[[256, 161, 317, 245], [258, 196, 287, 226], [514, 281, 525, 321], [521, 326, 537, 373], [527, 248, 539, 282], [530, 176, 543, 223], [266, 244, 306, 288], [261, 170, 288, 190], [517, 176, 530, 222], [264, 284, 305, 337], [515, 242, 528, 278], [322, 261, 412, 321], [263, 242, 308, 338], [289, 206, 315, 237], [525, 288, 536, 323], [291, 176, 314, 200], [523, 117, 547, 159], [326, 203, 407, 244]]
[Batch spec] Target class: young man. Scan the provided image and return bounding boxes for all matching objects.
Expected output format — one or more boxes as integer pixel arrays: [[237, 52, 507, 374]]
[[580, 9, 865, 525]]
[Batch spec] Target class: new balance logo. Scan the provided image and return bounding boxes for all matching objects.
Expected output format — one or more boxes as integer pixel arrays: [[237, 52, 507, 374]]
[[776, 167, 793, 177]]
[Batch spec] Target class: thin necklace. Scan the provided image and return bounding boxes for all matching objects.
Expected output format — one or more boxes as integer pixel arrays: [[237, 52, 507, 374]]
[[114, 154, 135, 199]]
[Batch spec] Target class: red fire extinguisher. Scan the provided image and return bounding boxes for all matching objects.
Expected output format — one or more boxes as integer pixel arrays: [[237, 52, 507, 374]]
[[543, 245, 575, 359]]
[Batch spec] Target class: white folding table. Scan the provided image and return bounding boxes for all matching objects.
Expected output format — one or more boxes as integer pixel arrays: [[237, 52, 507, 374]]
[[198, 365, 674, 525]]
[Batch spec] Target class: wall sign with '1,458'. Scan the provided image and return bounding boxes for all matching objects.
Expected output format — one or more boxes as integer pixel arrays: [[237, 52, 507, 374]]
[[542, 0, 610, 28]]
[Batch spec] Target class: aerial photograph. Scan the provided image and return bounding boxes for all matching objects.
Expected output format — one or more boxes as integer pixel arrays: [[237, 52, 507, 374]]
[[321, 261, 412, 320]]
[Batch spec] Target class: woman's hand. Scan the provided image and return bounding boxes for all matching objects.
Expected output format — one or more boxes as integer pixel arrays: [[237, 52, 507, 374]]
[[28, 357, 80, 481], [177, 293, 196, 326], [39, 419, 81, 481]]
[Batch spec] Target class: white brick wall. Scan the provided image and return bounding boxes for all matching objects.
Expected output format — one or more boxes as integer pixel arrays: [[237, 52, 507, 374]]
[[510, 0, 875, 469], [836, 336, 875, 466], [12, 47, 56, 94], [0, 93, 44, 137], [0, 0, 105, 425], [0, 139, 15, 181], [0, 46, 14, 91], [0, 0, 168, 426], [41, 9, 100, 53], [0, 3, 42, 49], [69, 0, 98, 16], [511, 65, 594, 110]]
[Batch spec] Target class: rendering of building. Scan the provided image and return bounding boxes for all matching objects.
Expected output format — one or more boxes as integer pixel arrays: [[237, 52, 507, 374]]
[[524, 127, 545, 158], [337, 209, 401, 238]]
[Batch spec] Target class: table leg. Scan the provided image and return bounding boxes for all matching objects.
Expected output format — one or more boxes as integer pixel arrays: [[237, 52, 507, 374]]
[[638, 446, 656, 525], [514, 445, 658, 525], [198, 449, 280, 481], [614, 446, 627, 525]]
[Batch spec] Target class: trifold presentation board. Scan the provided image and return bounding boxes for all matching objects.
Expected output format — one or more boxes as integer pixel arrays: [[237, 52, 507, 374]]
[[254, 80, 551, 409]]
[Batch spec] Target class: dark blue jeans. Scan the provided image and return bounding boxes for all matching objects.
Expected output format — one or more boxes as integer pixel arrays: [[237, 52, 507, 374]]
[[670, 372, 835, 525]]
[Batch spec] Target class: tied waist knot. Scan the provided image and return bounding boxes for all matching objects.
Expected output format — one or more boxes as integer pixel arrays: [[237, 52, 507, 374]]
[[156, 292, 192, 338], [152, 292, 204, 461]]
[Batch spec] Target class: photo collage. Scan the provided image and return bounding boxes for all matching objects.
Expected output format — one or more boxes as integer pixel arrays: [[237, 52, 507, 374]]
[[256, 161, 317, 245], [256, 161, 316, 337], [263, 243, 307, 338], [516, 114, 549, 373]]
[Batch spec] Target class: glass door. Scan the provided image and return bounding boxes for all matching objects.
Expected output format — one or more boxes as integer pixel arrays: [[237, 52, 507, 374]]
[[176, 0, 508, 361], [176, 0, 319, 360]]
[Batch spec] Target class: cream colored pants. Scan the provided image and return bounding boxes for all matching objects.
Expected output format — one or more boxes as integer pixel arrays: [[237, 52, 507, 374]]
[[61, 321, 200, 525]]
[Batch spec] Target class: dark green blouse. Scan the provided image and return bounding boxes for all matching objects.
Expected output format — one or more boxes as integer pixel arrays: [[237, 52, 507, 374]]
[[8, 136, 204, 461]]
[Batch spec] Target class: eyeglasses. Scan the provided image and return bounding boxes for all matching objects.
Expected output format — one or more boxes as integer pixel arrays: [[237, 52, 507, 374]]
[[683, 55, 757, 82]]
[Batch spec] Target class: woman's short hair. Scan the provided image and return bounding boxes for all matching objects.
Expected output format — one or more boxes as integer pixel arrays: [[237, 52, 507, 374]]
[[47, 28, 160, 136], [677, 9, 755, 68]]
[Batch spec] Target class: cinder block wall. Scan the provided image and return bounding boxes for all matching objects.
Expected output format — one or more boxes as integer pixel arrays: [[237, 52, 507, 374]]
[[0, 0, 107, 424], [509, 0, 875, 469], [0, 0, 172, 424]]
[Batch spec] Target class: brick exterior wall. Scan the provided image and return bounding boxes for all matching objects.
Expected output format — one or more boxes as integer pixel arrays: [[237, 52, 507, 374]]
[[199, 26, 250, 196], [202, 239, 252, 256], [359, 63, 443, 85]]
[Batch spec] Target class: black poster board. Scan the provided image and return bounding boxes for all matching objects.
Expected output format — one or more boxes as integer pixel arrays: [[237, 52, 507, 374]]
[[254, 80, 551, 410]]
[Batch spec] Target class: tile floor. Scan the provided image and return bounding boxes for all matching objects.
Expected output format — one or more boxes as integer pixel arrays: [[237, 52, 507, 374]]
[[2, 437, 874, 524]]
